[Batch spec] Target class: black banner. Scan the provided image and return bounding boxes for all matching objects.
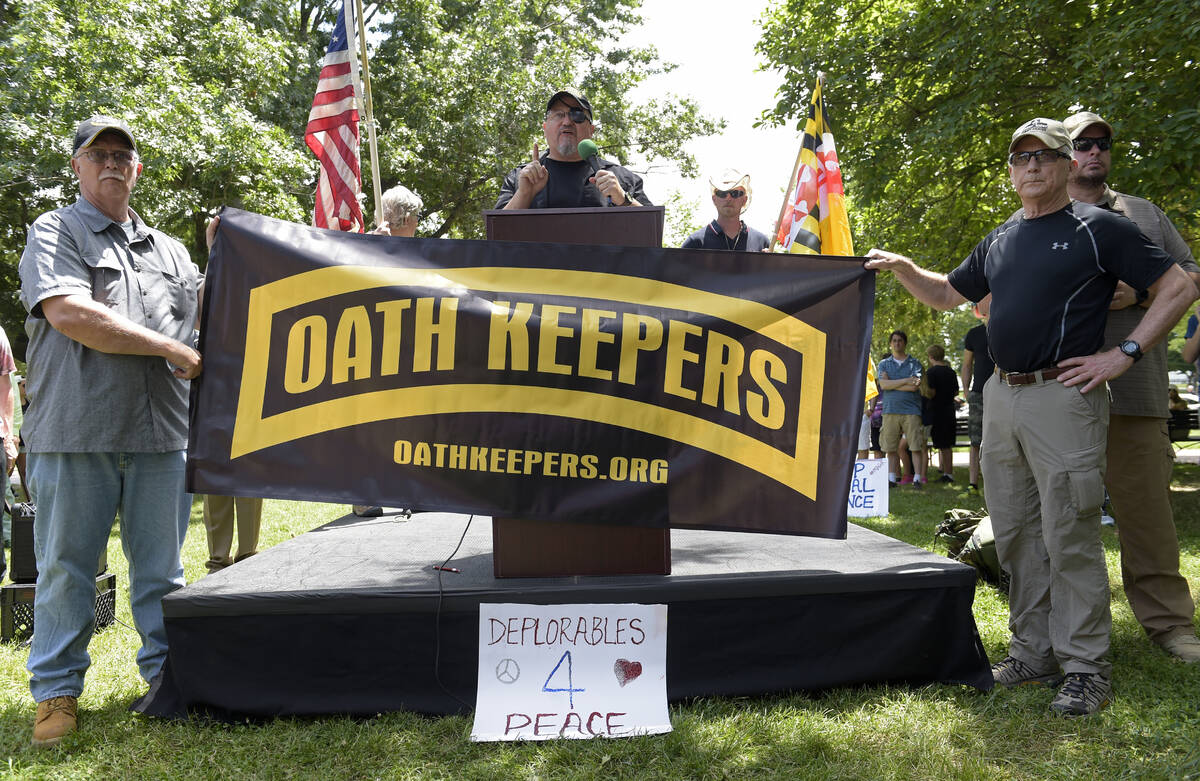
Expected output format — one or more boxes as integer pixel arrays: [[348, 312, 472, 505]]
[[187, 209, 874, 537]]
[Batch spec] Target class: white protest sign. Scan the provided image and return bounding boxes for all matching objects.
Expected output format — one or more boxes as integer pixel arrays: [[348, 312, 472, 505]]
[[847, 458, 888, 517], [471, 603, 670, 742]]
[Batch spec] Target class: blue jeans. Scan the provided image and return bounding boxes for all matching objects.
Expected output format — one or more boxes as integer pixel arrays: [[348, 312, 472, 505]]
[[26, 451, 189, 701]]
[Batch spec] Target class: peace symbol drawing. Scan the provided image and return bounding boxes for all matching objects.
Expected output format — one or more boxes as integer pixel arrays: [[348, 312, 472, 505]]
[[495, 658, 521, 684]]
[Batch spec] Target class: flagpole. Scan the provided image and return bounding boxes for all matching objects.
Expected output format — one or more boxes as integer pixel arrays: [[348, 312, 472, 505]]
[[769, 72, 825, 253], [352, 0, 383, 227]]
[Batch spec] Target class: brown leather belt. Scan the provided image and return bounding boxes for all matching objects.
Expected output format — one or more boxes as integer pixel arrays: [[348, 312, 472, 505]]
[[995, 366, 1065, 386]]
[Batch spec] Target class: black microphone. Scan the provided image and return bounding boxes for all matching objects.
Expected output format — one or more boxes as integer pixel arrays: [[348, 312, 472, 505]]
[[577, 139, 611, 204]]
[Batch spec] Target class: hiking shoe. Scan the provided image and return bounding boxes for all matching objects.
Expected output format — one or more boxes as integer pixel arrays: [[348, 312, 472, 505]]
[[990, 656, 1063, 688], [1050, 672, 1111, 717], [1158, 631, 1200, 663], [32, 695, 77, 748], [939, 473, 954, 483]]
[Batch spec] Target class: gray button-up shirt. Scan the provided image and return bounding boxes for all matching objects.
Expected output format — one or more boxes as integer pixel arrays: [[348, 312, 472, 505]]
[[19, 196, 201, 452]]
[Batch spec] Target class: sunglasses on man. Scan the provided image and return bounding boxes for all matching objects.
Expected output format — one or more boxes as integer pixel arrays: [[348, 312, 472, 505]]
[[76, 149, 138, 166], [546, 108, 590, 124], [1007, 149, 1070, 167], [714, 189, 745, 199], [1072, 136, 1112, 152]]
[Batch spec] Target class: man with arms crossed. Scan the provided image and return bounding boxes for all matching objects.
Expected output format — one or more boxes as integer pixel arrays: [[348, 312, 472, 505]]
[[877, 330, 926, 488], [19, 115, 202, 746], [866, 118, 1195, 716]]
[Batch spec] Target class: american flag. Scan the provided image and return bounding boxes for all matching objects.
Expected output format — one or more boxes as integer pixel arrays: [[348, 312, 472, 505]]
[[775, 75, 853, 256], [306, 2, 364, 232]]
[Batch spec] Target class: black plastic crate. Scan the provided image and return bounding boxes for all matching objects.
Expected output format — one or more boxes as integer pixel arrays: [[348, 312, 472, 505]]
[[8, 503, 109, 584], [1, 573, 117, 644], [9, 503, 37, 583]]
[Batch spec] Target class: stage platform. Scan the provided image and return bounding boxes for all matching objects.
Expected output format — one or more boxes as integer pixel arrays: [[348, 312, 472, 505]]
[[136, 512, 992, 719]]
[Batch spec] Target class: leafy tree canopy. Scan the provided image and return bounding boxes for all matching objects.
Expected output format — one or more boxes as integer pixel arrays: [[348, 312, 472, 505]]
[[759, 0, 1200, 360], [0, 0, 313, 354], [0, 0, 718, 356], [368, 0, 720, 238]]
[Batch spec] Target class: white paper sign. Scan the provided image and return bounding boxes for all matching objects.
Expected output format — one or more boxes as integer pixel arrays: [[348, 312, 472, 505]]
[[847, 458, 888, 517], [471, 603, 670, 742]]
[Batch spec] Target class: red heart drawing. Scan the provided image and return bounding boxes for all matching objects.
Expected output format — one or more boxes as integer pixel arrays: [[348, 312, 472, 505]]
[[613, 659, 642, 687]]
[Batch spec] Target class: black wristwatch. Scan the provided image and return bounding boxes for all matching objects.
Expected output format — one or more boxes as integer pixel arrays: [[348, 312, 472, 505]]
[[1135, 288, 1149, 305], [1119, 339, 1143, 362]]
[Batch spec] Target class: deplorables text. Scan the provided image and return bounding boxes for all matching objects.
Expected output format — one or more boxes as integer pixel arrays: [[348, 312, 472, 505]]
[[488, 615, 648, 647]]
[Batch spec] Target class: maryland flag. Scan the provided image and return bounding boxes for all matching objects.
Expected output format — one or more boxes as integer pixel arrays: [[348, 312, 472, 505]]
[[775, 75, 853, 256]]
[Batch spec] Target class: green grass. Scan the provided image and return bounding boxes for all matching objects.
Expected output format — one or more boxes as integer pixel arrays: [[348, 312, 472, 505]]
[[2, 472, 1199, 780]]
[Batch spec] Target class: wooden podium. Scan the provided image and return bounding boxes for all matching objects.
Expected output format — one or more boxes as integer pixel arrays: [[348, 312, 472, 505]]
[[484, 205, 665, 246], [483, 205, 671, 578]]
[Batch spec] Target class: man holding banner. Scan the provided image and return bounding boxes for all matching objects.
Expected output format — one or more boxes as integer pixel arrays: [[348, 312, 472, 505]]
[[18, 115, 202, 746], [866, 117, 1195, 717]]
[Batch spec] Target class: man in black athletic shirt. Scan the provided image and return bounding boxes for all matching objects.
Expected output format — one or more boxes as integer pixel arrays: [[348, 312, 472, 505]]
[[864, 117, 1196, 717], [496, 88, 650, 210]]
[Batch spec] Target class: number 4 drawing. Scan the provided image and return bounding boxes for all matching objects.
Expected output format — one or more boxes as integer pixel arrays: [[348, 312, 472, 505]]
[[542, 650, 585, 708]]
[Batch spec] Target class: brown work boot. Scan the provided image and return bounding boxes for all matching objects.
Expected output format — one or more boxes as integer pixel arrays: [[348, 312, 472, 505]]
[[1158, 631, 1200, 663], [31, 695, 78, 748]]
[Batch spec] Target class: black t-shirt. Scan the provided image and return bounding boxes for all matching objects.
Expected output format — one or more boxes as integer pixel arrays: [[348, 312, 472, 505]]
[[542, 159, 602, 208], [962, 323, 994, 392], [947, 202, 1174, 373], [495, 154, 651, 209], [681, 220, 771, 251], [926, 364, 958, 412]]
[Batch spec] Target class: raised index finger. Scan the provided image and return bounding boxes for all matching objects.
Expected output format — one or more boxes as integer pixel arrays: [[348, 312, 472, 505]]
[[532, 142, 540, 163]]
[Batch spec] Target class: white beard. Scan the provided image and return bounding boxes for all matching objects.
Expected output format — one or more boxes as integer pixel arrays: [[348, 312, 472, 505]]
[[553, 137, 578, 158]]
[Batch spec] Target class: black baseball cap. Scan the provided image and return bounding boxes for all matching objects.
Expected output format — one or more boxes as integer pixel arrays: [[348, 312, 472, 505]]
[[73, 115, 137, 154], [546, 88, 593, 120]]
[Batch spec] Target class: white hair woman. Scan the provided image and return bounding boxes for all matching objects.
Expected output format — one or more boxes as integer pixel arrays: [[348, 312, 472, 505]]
[[375, 184, 423, 237], [352, 183, 425, 518]]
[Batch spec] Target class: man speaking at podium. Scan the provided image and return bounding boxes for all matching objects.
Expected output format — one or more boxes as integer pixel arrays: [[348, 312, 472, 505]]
[[496, 88, 651, 209]]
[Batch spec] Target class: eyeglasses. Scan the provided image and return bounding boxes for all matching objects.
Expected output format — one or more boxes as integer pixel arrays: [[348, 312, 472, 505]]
[[1072, 136, 1112, 152], [76, 148, 137, 166], [1007, 149, 1069, 167], [714, 189, 745, 199], [545, 108, 590, 124]]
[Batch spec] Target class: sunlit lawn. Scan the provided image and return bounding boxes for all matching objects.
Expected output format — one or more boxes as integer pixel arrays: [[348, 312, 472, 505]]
[[2, 463, 1198, 779]]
